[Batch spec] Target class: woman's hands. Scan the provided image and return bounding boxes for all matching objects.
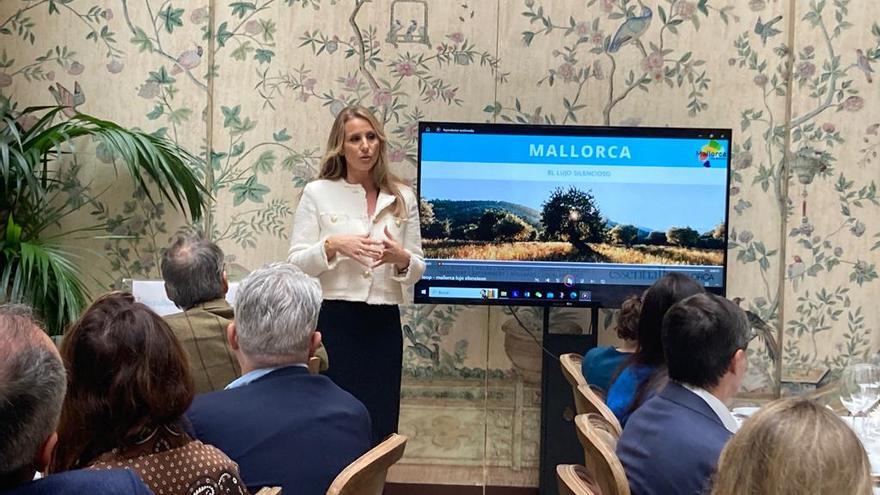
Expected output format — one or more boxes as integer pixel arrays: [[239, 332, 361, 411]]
[[324, 234, 383, 267], [374, 226, 410, 271], [325, 227, 410, 270]]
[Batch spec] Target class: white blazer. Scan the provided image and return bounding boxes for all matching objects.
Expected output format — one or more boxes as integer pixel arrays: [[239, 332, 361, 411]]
[[287, 179, 426, 305]]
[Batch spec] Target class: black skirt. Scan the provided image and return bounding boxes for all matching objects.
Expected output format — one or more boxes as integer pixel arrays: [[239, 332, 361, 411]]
[[317, 299, 402, 446]]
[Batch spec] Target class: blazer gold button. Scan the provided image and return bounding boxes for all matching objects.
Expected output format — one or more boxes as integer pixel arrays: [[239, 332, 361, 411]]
[[395, 218, 401, 227], [330, 215, 337, 223], [362, 270, 372, 278]]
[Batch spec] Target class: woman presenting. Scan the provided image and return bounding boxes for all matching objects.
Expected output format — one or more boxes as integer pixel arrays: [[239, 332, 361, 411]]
[[288, 105, 425, 444]]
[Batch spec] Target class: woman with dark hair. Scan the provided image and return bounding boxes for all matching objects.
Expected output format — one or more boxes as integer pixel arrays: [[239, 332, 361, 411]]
[[581, 293, 642, 392], [50, 292, 248, 495], [605, 273, 704, 425], [288, 105, 425, 445]]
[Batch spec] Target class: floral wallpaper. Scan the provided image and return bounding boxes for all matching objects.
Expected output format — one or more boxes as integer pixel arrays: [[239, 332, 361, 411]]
[[2, 0, 878, 488]]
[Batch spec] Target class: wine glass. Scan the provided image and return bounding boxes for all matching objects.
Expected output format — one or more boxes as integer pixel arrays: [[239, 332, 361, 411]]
[[840, 363, 880, 438]]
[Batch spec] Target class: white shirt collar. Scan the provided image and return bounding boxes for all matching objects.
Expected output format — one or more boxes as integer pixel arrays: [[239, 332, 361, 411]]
[[681, 383, 739, 433]]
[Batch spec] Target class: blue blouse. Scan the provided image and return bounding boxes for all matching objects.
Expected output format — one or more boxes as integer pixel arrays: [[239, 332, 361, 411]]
[[606, 364, 656, 425], [581, 346, 630, 393]]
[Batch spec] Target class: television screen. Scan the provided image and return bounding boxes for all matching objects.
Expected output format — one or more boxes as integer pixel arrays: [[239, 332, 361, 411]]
[[414, 122, 732, 308]]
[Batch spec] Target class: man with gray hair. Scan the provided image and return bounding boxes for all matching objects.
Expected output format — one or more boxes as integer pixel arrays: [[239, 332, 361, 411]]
[[0, 305, 152, 494], [162, 234, 328, 392], [185, 262, 371, 495]]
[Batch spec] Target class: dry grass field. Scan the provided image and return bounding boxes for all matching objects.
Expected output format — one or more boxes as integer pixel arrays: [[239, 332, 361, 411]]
[[589, 244, 724, 265], [424, 240, 723, 266]]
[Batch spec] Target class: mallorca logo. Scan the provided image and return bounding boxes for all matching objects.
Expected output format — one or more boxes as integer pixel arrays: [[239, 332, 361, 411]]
[[697, 140, 726, 167]]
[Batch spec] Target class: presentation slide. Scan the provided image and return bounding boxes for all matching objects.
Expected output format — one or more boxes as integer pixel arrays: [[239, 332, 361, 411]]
[[415, 124, 731, 307]]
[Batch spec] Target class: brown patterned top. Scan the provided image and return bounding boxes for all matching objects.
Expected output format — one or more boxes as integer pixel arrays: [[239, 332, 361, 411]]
[[89, 425, 249, 495]]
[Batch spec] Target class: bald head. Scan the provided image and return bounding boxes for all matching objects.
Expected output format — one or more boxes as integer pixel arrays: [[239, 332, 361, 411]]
[[0, 305, 67, 485]]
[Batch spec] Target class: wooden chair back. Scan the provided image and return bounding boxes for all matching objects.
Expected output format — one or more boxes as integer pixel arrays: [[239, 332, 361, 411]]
[[560, 353, 592, 417], [574, 414, 630, 495], [575, 385, 622, 436], [254, 488, 282, 495], [308, 356, 321, 374], [556, 464, 601, 495], [326, 434, 407, 495], [561, 353, 587, 388]]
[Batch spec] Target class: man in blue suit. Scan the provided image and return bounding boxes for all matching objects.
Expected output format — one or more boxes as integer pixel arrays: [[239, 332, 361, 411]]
[[617, 293, 751, 495], [0, 305, 152, 495], [186, 263, 371, 495]]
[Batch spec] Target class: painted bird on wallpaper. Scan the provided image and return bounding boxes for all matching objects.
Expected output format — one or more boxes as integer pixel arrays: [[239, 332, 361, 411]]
[[48, 82, 85, 117], [389, 19, 403, 38], [607, 2, 652, 54], [404, 20, 419, 41], [786, 255, 806, 292], [856, 49, 874, 83], [171, 46, 204, 75], [732, 298, 779, 363], [754, 15, 783, 46]]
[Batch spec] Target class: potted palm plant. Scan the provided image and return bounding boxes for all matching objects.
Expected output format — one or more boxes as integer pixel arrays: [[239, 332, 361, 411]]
[[1, 103, 208, 334]]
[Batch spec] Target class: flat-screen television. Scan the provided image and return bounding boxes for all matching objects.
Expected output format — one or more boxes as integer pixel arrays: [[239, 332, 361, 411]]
[[414, 122, 732, 308]]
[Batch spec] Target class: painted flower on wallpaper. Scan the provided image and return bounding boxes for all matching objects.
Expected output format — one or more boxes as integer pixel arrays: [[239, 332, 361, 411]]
[[342, 74, 359, 90], [245, 20, 263, 35], [642, 50, 664, 76], [395, 61, 415, 77], [373, 89, 392, 106], [796, 61, 817, 79], [842, 95, 864, 112], [674, 1, 697, 20], [106, 59, 125, 74], [389, 148, 406, 163], [67, 62, 85, 75], [557, 62, 576, 82], [190, 7, 209, 24], [404, 123, 418, 139], [851, 221, 866, 237]]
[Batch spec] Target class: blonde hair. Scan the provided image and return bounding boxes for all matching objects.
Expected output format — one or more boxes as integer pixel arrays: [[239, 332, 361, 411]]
[[711, 397, 873, 495], [318, 105, 404, 215]]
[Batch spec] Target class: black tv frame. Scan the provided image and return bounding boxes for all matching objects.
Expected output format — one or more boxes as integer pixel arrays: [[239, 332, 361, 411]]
[[413, 121, 733, 309]]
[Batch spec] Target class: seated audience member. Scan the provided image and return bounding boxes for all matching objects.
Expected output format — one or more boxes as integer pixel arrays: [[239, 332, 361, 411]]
[[161, 235, 240, 392], [49, 293, 248, 495], [617, 293, 750, 495], [185, 263, 371, 495], [582, 293, 641, 392], [0, 304, 152, 495], [162, 234, 329, 393], [712, 397, 872, 495], [606, 272, 704, 424]]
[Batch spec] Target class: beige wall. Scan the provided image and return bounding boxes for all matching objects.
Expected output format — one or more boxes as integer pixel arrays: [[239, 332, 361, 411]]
[[3, 0, 879, 487]]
